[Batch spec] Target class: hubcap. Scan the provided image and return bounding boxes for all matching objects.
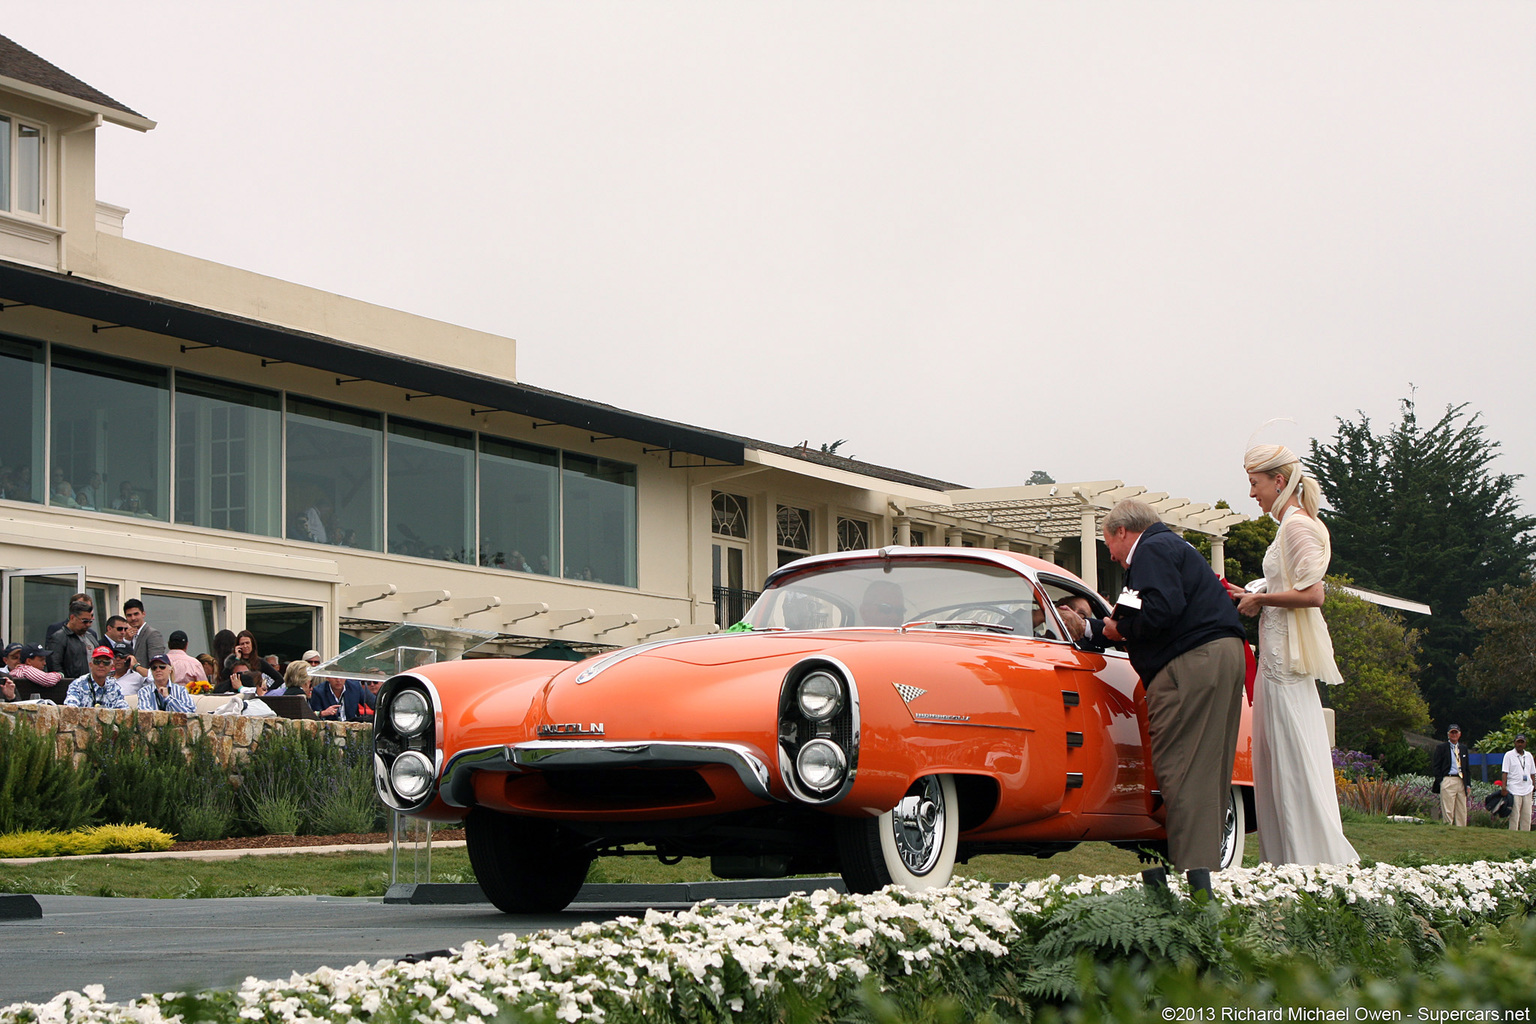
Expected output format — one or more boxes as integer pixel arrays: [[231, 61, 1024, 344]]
[[890, 776, 946, 875], [1220, 791, 1237, 866]]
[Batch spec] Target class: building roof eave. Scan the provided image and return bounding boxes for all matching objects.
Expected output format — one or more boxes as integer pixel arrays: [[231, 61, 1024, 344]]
[[0, 260, 744, 465]]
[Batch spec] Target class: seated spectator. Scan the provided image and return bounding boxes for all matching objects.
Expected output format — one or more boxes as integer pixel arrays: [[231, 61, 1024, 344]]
[[64, 646, 128, 709], [250, 670, 283, 698], [310, 674, 369, 722], [75, 471, 103, 510], [358, 678, 381, 720], [196, 653, 220, 686], [165, 630, 208, 687], [136, 654, 196, 713], [2, 642, 21, 675], [108, 642, 148, 698], [284, 662, 315, 702], [9, 644, 66, 701], [50, 478, 80, 508], [214, 657, 251, 694]]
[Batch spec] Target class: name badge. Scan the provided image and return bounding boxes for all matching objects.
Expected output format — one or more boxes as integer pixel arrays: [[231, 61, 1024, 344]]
[[1115, 588, 1142, 611]]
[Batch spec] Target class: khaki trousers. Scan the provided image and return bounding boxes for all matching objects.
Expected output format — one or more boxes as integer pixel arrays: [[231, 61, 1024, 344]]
[[1144, 636, 1247, 871], [1439, 775, 1467, 826], [1511, 792, 1533, 831]]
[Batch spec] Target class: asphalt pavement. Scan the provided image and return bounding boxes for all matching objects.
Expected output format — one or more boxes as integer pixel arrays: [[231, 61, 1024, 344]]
[[0, 877, 847, 1009], [0, 894, 632, 1008]]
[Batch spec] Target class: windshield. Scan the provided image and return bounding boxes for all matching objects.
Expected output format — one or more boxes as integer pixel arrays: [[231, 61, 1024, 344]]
[[745, 558, 1051, 634], [311, 622, 500, 682]]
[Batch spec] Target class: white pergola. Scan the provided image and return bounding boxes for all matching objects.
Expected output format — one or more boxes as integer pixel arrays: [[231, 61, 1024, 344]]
[[913, 481, 1247, 592]]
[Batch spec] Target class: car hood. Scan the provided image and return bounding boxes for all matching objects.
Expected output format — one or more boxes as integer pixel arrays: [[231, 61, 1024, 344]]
[[535, 628, 1041, 746]]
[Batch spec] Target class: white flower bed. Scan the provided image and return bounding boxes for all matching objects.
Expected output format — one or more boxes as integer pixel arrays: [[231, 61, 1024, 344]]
[[5, 858, 1533, 1024]]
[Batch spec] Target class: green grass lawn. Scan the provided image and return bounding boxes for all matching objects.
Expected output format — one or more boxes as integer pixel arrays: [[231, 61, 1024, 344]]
[[3, 817, 1532, 899]]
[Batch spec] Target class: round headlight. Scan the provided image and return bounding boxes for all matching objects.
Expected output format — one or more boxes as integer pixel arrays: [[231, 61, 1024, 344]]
[[389, 750, 435, 801], [388, 689, 431, 737], [797, 671, 844, 721], [796, 739, 847, 793]]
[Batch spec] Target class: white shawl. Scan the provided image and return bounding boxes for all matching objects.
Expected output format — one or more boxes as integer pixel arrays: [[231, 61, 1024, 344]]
[[1274, 508, 1344, 686]]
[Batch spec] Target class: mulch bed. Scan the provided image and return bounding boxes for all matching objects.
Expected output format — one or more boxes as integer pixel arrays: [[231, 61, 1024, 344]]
[[167, 829, 466, 852]]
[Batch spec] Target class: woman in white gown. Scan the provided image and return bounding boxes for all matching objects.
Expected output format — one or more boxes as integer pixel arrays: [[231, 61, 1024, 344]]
[[1231, 444, 1359, 866]]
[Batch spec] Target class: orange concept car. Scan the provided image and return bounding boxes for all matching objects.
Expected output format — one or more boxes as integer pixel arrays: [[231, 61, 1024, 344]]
[[370, 547, 1254, 913]]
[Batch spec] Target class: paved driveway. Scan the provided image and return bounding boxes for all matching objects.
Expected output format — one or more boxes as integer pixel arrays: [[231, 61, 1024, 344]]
[[0, 895, 660, 1008]]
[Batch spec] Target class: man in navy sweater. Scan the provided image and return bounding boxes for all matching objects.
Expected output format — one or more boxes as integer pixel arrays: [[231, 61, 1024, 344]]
[[1082, 498, 1246, 896]]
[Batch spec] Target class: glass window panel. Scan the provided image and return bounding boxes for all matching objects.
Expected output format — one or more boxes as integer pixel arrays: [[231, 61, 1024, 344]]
[[387, 418, 473, 562], [837, 517, 870, 551], [17, 124, 40, 215], [4, 572, 80, 647], [285, 396, 382, 550], [562, 453, 636, 587], [174, 373, 281, 535], [776, 505, 811, 551], [245, 598, 316, 666], [479, 435, 558, 575], [50, 347, 170, 519], [0, 334, 44, 503], [142, 591, 218, 659], [712, 491, 748, 538], [0, 116, 10, 212]]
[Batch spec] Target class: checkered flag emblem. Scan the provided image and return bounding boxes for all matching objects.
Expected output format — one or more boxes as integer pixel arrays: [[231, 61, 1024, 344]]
[[894, 683, 926, 704]]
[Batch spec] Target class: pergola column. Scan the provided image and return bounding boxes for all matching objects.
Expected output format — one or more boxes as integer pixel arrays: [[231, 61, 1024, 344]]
[[945, 528, 965, 547], [895, 517, 912, 546], [1079, 511, 1098, 593], [1210, 537, 1225, 575]]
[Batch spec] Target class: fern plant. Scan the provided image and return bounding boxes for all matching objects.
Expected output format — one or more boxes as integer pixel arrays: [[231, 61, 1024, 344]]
[[1017, 886, 1233, 1002]]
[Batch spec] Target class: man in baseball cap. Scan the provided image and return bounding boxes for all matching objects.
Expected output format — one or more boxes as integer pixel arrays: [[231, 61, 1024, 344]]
[[109, 641, 148, 698], [63, 645, 127, 709], [138, 653, 196, 714], [9, 643, 66, 701], [164, 630, 209, 687]]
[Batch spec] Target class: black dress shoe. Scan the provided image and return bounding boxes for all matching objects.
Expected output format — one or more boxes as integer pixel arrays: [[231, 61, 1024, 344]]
[[1142, 867, 1168, 889], [1186, 868, 1213, 899]]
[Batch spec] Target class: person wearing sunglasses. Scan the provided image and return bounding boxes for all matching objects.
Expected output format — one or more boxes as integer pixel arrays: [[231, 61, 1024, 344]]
[[63, 645, 128, 709]]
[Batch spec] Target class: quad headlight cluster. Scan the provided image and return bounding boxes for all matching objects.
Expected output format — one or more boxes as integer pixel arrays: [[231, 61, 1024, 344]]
[[779, 659, 859, 802], [373, 679, 440, 811]]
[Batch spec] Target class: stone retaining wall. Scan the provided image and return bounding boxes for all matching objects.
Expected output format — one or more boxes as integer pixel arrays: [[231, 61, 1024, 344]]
[[0, 703, 372, 768]]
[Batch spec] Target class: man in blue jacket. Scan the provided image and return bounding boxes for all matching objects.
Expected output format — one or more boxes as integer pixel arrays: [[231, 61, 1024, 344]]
[[1084, 499, 1246, 897], [310, 673, 371, 722]]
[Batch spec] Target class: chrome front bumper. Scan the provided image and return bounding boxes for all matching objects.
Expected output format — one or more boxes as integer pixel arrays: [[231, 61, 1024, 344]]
[[438, 739, 780, 806]]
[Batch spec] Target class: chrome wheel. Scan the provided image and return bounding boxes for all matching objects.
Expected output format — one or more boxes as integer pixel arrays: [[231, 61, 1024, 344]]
[[835, 774, 960, 894], [891, 776, 947, 875], [1219, 785, 1247, 871]]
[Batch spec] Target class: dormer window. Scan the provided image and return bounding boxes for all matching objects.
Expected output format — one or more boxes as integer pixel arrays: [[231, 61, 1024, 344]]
[[0, 115, 45, 216]]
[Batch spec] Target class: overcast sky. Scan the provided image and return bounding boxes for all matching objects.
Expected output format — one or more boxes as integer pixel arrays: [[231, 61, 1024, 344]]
[[11, 2, 1535, 513]]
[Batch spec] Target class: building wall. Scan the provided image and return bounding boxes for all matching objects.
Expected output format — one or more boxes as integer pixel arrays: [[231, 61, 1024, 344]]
[[0, 88, 1038, 659]]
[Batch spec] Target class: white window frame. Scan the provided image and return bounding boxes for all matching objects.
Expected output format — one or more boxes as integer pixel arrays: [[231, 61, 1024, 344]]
[[0, 111, 48, 219]]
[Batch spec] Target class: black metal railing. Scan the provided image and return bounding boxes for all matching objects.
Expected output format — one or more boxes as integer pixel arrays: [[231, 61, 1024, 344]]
[[713, 586, 761, 629]]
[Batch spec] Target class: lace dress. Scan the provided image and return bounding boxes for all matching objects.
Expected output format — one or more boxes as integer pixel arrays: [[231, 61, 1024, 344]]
[[1252, 509, 1360, 866]]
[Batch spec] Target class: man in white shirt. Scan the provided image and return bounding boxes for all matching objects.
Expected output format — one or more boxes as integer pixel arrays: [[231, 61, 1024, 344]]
[[107, 642, 148, 698], [1502, 734, 1533, 832]]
